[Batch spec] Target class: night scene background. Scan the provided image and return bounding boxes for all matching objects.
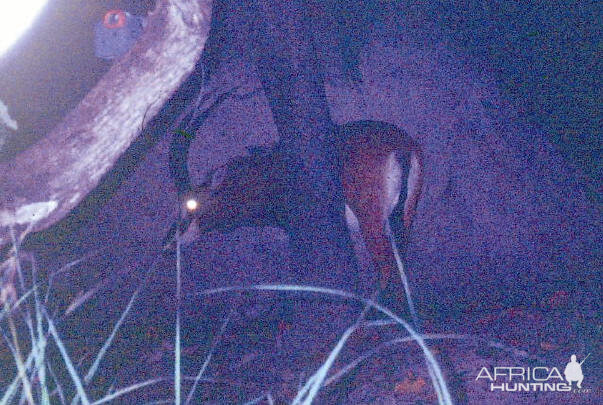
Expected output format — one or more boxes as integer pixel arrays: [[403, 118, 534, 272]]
[[0, 0, 600, 404]]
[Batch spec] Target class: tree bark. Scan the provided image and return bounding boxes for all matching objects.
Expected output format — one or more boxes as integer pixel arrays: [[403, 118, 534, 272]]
[[0, 0, 213, 247]]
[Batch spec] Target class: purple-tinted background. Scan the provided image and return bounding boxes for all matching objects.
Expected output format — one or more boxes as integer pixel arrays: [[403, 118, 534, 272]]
[[0, 0, 599, 322]]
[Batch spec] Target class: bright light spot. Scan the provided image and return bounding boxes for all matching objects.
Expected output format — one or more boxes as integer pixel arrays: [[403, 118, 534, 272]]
[[186, 199, 199, 212], [0, 1, 49, 56]]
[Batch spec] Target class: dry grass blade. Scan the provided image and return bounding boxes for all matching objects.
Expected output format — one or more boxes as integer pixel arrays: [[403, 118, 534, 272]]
[[4, 301, 35, 405], [64, 278, 109, 317], [0, 348, 36, 405], [185, 309, 233, 404], [90, 378, 164, 405], [292, 301, 371, 405], [193, 283, 452, 404], [43, 307, 91, 405]]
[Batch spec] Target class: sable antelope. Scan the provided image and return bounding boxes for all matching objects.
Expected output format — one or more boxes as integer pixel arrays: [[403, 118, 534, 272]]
[[166, 119, 423, 313]]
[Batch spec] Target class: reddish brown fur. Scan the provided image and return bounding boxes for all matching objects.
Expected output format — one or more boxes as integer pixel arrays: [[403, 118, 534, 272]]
[[339, 121, 423, 288], [178, 120, 423, 293]]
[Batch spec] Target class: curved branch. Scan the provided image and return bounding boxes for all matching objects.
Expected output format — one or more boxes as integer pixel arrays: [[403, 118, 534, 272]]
[[0, 0, 213, 246]]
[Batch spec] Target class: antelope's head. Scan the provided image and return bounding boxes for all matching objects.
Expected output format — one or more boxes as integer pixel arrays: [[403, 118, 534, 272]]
[[162, 166, 225, 251]]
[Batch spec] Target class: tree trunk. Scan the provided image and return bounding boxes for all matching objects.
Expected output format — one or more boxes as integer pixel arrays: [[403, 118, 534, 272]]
[[0, 0, 213, 247], [249, 0, 360, 291]]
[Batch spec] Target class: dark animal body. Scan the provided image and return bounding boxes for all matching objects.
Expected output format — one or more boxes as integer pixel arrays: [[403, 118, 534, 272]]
[[167, 120, 423, 297], [187, 146, 294, 233]]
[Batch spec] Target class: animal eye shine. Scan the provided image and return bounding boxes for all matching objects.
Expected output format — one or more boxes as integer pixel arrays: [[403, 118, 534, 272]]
[[186, 199, 199, 211]]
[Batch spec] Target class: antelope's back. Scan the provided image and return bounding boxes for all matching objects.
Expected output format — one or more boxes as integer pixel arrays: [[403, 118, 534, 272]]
[[211, 147, 293, 229]]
